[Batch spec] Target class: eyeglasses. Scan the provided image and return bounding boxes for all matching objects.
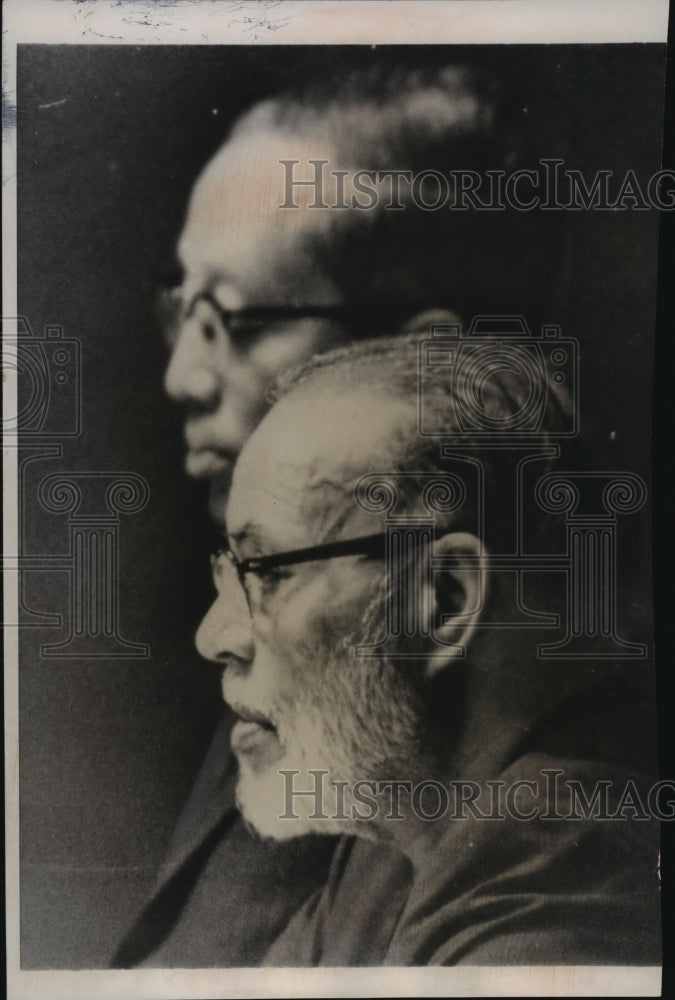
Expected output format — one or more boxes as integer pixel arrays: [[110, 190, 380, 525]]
[[157, 286, 422, 348], [211, 532, 390, 615], [157, 287, 352, 349]]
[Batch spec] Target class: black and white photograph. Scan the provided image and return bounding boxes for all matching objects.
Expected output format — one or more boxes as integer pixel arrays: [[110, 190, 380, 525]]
[[3, 1, 672, 997]]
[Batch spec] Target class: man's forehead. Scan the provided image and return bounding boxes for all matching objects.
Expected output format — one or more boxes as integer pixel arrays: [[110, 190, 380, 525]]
[[226, 387, 414, 547], [177, 129, 336, 271]]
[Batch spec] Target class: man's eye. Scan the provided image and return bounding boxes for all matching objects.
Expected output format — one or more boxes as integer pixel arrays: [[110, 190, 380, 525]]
[[226, 317, 267, 344], [255, 567, 291, 596]]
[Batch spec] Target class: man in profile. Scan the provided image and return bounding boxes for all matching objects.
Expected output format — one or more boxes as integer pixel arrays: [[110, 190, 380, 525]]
[[114, 61, 564, 966], [161, 60, 559, 521], [196, 332, 660, 965]]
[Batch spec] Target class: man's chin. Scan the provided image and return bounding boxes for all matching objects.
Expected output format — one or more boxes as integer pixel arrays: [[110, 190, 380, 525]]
[[235, 762, 348, 841], [207, 470, 232, 525]]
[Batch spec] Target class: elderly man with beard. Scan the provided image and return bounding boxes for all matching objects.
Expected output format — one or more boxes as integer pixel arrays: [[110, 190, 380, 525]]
[[114, 60, 564, 967], [196, 334, 660, 966]]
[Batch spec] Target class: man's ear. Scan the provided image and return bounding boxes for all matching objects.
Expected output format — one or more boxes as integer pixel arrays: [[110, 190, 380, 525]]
[[423, 531, 488, 680]]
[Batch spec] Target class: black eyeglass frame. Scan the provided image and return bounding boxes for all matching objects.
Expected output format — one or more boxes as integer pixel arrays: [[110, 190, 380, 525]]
[[190, 291, 353, 326], [210, 530, 436, 615], [211, 533, 392, 615], [157, 287, 428, 343], [211, 531, 440, 615], [212, 532, 390, 589], [158, 287, 352, 337]]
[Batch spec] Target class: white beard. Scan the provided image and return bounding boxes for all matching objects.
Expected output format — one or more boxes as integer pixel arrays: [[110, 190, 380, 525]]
[[234, 717, 359, 840], [232, 595, 434, 842]]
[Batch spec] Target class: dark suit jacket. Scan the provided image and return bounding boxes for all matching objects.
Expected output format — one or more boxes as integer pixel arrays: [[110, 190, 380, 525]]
[[111, 711, 338, 967], [114, 652, 660, 967], [264, 754, 661, 966]]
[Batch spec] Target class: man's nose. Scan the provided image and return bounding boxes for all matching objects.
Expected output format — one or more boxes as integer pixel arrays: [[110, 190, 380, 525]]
[[195, 590, 255, 666], [164, 319, 222, 408]]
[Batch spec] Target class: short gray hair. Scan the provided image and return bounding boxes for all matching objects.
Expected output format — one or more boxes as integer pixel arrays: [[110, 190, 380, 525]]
[[228, 61, 564, 328], [276, 332, 577, 550]]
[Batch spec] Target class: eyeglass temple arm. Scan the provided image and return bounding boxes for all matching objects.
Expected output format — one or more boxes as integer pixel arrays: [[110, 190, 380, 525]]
[[194, 294, 350, 324], [189, 294, 425, 326], [233, 533, 388, 575], [240, 531, 434, 574]]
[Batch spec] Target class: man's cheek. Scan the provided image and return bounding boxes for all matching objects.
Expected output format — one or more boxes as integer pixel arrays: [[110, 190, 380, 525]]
[[280, 576, 368, 651], [251, 325, 325, 376], [277, 613, 342, 674]]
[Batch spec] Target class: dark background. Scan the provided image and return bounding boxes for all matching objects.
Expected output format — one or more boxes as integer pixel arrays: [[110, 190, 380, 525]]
[[15, 44, 666, 967]]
